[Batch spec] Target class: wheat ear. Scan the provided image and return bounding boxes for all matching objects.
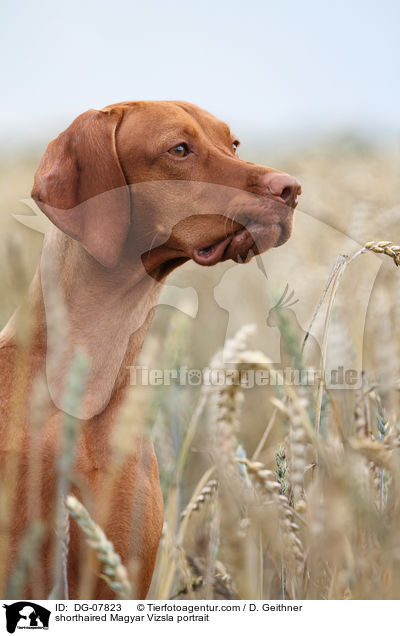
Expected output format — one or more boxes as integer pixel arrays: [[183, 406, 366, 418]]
[[364, 241, 400, 266], [65, 495, 131, 599]]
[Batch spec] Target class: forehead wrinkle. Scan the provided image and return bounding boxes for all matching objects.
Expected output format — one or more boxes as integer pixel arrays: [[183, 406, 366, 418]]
[[143, 110, 202, 146], [198, 120, 234, 152], [173, 102, 234, 148], [119, 101, 234, 158], [150, 124, 200, 142], [198, 126, 234, 156], [143, 129, 200, 160]]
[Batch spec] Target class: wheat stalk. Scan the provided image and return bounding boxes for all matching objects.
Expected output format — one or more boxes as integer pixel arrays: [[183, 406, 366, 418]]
[[53, 350, 89, 599], [6, 522, 45, 599], [180, 480, 218, 520], [236, 458, 304, 567], [65, 495, 132, 599]]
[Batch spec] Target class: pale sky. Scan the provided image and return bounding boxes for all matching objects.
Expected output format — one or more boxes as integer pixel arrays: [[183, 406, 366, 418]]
[[1, 0, 399, 153]]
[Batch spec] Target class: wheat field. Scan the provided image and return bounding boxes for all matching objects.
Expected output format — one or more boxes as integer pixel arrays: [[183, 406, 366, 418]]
[[1, 138, 400, 600]]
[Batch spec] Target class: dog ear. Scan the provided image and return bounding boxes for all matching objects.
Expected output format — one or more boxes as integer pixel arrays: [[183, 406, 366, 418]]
[[32, 108, 131, 268]]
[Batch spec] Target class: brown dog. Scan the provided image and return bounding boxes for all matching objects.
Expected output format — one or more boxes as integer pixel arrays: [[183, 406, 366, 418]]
[[0, 101, 300, 599]]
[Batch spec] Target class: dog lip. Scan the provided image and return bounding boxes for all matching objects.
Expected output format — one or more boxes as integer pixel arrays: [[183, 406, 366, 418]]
[[192, 221, 252, 266], [193, 235, 233, 266], [226, 221, 282, 261], [192, 203, 295, 266], [192, 222, 276, 266]]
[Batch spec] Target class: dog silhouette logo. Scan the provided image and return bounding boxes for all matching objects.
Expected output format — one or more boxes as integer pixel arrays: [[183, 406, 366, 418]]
[[3, 602, 50, 633]]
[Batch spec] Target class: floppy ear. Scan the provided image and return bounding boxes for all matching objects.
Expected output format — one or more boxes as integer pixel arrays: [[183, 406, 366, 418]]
[[32, 108, 131, 268]]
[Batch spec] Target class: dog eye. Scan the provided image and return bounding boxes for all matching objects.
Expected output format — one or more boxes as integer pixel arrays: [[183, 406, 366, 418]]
[[232, 140, 240, 153], [168, 143, 190, 157]]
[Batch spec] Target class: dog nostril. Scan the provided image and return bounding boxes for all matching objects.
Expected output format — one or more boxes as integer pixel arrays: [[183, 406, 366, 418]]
[[280, 186, 292, 203], [265, 173, 301, 206]]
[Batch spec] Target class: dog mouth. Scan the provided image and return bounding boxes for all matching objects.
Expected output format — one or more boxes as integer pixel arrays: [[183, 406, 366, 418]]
[[192, 218, 292, 266]]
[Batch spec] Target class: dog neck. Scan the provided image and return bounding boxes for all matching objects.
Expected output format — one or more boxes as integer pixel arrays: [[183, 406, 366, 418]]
[[30, 226, 168, 419]]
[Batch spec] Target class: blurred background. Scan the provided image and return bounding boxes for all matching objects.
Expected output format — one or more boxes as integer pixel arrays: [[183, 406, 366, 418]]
[[1, 0, 400, 599], [1, 0, 400, 152], [1, 0, 399, 299], [1, 0, 399, 369]]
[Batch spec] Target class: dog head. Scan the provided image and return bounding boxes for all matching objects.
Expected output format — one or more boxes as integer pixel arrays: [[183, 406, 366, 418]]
[[32, 100, 301, 271]]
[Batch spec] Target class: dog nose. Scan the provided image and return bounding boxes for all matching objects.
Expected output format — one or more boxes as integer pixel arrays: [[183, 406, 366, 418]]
[[265, 173, 302, 207]]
